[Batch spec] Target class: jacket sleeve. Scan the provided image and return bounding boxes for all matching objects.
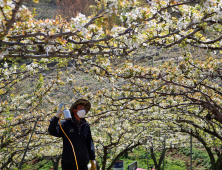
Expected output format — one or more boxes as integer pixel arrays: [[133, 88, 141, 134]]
[[87, 125, 96, 160], [48, 116, 64, 137]]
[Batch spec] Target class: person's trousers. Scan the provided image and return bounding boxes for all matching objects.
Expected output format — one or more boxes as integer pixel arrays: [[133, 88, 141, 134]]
[[62, 163, 88, 170]]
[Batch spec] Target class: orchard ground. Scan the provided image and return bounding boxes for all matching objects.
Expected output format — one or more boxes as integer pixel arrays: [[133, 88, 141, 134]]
[[22, 146, 211, 170]]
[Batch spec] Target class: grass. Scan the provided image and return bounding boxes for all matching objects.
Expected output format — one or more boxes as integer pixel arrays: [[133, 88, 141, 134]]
[[117, 146, 211, 170], [21, 159, 62, 170]]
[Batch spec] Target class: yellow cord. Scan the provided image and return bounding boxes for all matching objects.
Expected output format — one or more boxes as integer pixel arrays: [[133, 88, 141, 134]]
[[59, 118, 79, 170]]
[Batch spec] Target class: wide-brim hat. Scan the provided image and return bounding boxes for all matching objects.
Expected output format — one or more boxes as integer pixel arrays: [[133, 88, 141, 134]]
[[69, 99, 91, 114]]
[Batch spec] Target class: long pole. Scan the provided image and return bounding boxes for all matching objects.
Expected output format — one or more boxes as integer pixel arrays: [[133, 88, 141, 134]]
[[162, 136, 166, 170], [18, 120, 38, 170], [190, 131, 192, 170], [146, 147, 149, 170]]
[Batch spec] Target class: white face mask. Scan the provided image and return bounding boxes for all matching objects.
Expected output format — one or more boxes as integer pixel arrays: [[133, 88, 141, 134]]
[[77, 110, 86, 118]]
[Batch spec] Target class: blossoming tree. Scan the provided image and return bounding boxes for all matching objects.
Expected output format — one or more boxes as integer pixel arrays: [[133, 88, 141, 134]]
[[1, 0, 222, 169]]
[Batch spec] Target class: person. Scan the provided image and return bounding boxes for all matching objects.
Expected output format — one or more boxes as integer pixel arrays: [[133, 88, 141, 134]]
[[48, 99, 96, 170]]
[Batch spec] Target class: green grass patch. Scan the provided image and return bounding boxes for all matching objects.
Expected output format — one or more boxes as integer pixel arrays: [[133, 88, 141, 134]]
[[21, 158, 62, 170], [179, 147, 211, 169]]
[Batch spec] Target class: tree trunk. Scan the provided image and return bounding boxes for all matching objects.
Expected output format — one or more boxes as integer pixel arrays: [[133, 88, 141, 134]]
[[102, 146, 108, 170], [215, 151, 222, 170], [51, 155, 61, 170], [150, 146, 158, 169], [150, 146, 165, 170], [106, 143, 140, 170]]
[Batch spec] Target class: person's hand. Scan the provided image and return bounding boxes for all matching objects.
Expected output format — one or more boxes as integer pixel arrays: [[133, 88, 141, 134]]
[[56, 108, 63, 118], [90, 160, 96, 170]]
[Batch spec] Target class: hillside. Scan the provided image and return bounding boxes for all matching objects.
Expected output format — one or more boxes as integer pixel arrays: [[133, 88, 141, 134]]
[[24, 0, 96, 19]]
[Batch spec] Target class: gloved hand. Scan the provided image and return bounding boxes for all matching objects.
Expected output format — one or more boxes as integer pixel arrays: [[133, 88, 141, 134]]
[[90, 160, 96, 170], [56, 108, 63, 118]]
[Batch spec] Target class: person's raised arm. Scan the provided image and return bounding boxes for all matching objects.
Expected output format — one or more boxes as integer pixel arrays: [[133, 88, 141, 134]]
[[48, 108, 64, 137]]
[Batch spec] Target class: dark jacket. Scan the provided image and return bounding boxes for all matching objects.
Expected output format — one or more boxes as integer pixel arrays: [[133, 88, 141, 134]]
[[48, 116, 95, 166]]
